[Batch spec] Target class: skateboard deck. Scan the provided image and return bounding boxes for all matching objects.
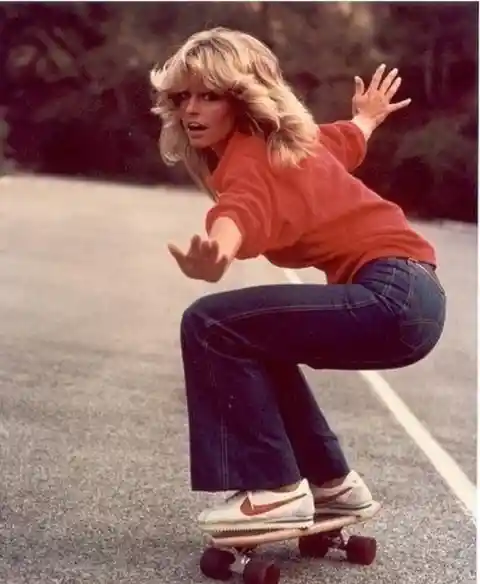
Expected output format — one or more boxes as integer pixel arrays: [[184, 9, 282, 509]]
[[199, 501, 381, 583]]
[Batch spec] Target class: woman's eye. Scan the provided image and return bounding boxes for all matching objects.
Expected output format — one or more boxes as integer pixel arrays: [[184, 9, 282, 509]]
[[202, 92, 221, 101], [168, 92, 190, 106], [167, 91, 222, 106]]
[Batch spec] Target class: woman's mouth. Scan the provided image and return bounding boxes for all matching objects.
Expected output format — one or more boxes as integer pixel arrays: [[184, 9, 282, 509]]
[[186, 122, 208, 135]]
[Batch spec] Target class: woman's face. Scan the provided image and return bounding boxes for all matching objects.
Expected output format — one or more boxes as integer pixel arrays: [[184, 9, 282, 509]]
[[172, 76, 237, 154]]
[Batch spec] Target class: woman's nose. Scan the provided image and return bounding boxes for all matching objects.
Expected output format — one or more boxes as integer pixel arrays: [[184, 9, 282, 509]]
[[185, 95, 199, 114]]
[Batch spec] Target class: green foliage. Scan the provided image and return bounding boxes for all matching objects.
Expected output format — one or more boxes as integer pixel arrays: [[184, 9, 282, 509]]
[[390, 115, 477, 221], [1, 2, 477, 221], [395, 116, 475, 179]]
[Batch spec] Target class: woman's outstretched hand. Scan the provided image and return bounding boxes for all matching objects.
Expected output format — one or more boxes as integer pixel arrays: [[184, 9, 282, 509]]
[[352, 64, 412, 128], [168, 235, 229, 283]]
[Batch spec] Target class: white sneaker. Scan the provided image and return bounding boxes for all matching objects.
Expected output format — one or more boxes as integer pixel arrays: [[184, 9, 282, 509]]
[[198, 478, 315, 534], [311, 470, 376, 518]]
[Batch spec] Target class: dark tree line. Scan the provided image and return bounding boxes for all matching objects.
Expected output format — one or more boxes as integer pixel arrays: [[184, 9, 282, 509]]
[[0, 2, 477, 222]]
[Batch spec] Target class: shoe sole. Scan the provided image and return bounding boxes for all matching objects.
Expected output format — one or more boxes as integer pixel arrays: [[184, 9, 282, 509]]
[[199, 517, 314, 533], [315, 502, 377, 520]]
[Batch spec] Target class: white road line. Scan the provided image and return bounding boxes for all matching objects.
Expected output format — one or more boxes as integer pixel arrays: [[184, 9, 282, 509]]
[[359, 370, 476, 520], [283, 268, 477, 521]]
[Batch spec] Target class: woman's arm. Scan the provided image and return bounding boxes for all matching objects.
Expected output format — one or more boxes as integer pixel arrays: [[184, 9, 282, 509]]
[[318, 120, 367, 172], [208, 216, 243, 263], [168, 159, 273, 283], [319, 65, 411, 172]]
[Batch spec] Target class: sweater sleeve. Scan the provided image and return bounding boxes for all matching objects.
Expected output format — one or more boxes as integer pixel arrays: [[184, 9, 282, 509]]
[[205, 160, 273, 260], [318, 120, 367, 172]]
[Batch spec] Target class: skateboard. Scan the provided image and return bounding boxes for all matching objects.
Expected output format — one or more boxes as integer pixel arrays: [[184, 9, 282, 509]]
[[199, 501, 381, 584]]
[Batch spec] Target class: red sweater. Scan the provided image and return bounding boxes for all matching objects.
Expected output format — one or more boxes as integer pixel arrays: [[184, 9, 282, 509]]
[[205, 121, 436, 284]]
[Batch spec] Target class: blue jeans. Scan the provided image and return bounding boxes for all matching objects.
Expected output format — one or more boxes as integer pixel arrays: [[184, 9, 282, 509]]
[[180, 258, 446, 492]]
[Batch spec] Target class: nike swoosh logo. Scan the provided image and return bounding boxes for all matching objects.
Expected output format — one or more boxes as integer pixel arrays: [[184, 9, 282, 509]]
[[240, 493, 307, 517], [314, 486, 353, 505]]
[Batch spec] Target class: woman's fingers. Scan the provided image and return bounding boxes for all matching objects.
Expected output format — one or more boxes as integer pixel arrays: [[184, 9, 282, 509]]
[[380, 67, 399, 94], [354, 76, 365, 96], [368, 63, 386, 92], [167, 243, 191, 274], [385, 76, 402, 100], [388, 97, 412, 112], [190, 235, 221, 260], [189, 234, 202, 256], [167, 243, 185, 261], [168, 237, 230, 282], [368, 65, 405, 99], [200, 239, 219, 260], [217, 254, 229, 272]]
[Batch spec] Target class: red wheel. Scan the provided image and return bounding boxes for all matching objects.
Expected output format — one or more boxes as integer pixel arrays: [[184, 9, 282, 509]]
[[345, 535, 377, 565], [200, 547, 235, 580], [243, 558, 280, 584], [298, 533, 330, 558]]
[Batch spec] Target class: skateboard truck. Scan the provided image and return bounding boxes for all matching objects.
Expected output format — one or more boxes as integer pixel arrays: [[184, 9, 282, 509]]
[[201, 527, 377, 583], [199, 502, 381, 583], [297, 527, 377, 563]]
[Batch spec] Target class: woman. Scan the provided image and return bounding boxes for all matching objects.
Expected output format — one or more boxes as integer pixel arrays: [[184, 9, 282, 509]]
[[150, 28, 446, 534]]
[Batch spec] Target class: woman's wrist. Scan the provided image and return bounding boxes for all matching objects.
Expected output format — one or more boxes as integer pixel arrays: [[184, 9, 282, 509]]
[[351, 114, 378, 141], [208, 216, 243, 262]]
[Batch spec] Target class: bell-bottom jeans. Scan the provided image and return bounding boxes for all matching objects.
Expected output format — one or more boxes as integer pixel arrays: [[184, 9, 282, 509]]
[[180, 258, 447, 492]]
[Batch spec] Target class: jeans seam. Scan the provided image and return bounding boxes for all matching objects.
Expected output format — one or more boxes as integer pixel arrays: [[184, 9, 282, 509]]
[[199, 326, 257, 363], [220, 412, 229, 489], [399, 318, 442, 350], [203, 298, 379, 332], [203, 334, 230, 489], [396, 260, 418, 319], [377, 263, 415, 319], [411, 260, 446, 296]]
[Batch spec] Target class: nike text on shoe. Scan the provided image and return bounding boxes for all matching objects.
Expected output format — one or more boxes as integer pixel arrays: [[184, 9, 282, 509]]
[[311, 471, 377, 519], [198, 478, 315, 534]]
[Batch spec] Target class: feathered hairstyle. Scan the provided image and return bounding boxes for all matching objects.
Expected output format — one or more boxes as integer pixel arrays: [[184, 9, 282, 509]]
[[150, 27, 318, 195]]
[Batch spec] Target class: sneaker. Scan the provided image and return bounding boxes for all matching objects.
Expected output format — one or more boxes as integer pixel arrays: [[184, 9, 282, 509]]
[[198, 478, 315, 534], [311, 470, 376, 518]]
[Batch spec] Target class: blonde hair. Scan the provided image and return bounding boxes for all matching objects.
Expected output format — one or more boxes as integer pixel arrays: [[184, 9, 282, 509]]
[[150, 27, 318, 195]]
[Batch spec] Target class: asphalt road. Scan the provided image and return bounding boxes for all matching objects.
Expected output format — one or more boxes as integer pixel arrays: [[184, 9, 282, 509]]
[[0, 176, 476, 584]]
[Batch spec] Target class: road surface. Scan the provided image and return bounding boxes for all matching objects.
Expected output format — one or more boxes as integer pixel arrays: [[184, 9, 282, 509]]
[[0, 176, 476, 584]]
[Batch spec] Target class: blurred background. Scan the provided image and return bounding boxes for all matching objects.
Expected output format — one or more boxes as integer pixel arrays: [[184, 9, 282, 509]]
[[1, 1, 478, 223]]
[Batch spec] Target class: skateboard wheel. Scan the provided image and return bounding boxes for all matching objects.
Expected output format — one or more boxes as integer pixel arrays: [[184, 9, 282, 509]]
[[243, 558, 280, 584], [298, 533, 330, 558], [345, 535, 377, 565], [200, 547, 235, 580]]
